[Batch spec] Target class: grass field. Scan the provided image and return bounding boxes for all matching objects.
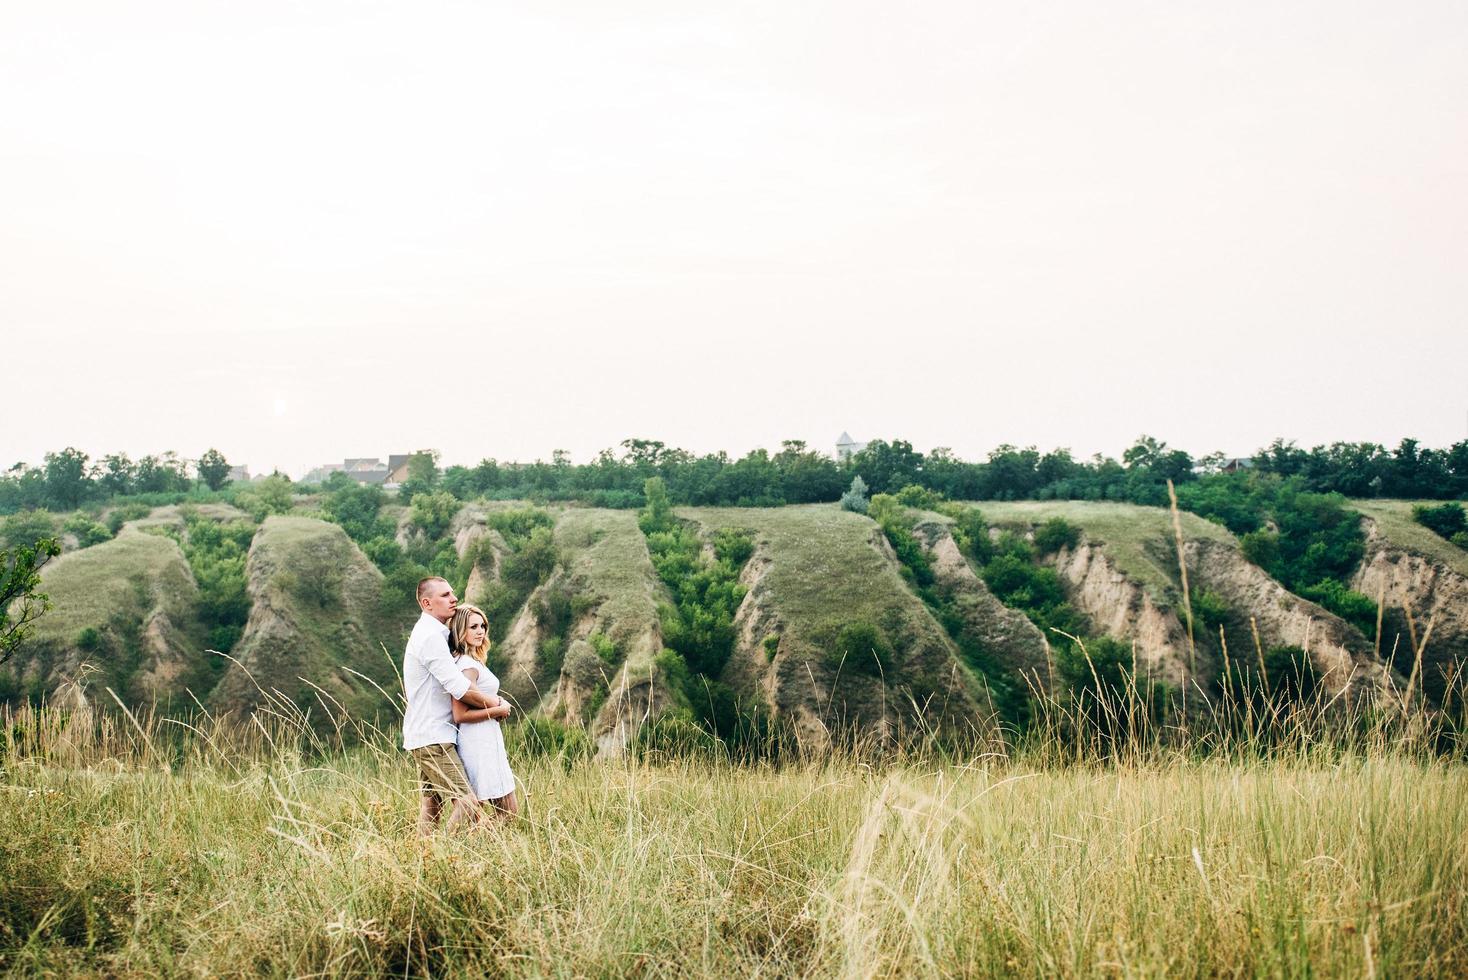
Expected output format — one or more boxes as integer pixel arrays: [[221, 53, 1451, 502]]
[[976, 501, 1237, 607], [1, 703, 1464, 977], [1351, 499, 1468, 577]]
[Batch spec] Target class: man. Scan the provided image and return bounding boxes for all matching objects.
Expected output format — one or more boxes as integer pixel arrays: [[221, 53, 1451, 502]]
[[403, 576, 508, 834]]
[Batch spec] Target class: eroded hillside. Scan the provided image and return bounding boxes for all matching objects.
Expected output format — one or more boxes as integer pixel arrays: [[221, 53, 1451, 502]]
[[978, 501, 1393, 697], [1351, 500, 1468, 705], [209, 516, 402, 729], [681, 505, 997, 747], [6, 527, 206, 704]]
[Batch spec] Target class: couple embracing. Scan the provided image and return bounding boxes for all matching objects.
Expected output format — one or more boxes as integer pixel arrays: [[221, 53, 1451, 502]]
[[401, 576, 518, 834]]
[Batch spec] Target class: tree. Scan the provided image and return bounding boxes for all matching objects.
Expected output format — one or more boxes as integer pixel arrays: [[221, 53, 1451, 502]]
[[398, 451, 440, 503], [135, 453, 191, 493], [1, 535, 62, 666], [197, 448, 232, 491], [237, 473, 294, 521], [851, 439, 924, 495], [43, 447, 92, 510], [96, 453, 135, 496]]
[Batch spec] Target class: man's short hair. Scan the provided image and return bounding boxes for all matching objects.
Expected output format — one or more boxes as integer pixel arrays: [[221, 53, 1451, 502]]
[[417, 576, 449, 601]]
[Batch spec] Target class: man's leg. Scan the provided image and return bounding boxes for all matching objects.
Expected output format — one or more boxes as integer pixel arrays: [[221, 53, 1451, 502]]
[[411, 743, 477, 834], [443, 794, 483, 830], [418, 790, 443, 837]]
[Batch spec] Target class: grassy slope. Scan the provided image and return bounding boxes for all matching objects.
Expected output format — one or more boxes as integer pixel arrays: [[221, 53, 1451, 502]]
[[1351, 499, 1468, 577], [27, 528, 199, 648], [678, 505, 990, 726], [2, 715, 1464, 977], [556, 508, 663, 670], [680, 504, 937, 652], [976, 501, 1237, 607], [212, 516, 401, 724]]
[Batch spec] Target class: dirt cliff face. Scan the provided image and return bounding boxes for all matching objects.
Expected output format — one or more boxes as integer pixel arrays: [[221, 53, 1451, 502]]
[[1351, 519, 1468, 705], [1185, 539, 1390, 697], [1047, 541, 1202, 687], [912, 520, 1054, 693]]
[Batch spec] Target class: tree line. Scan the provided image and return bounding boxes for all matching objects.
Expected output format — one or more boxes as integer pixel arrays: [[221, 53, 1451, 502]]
[[3, 435, 1466, 518]]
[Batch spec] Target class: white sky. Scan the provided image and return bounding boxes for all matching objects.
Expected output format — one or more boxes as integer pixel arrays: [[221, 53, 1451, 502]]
[[4, 1, 1466, 478]]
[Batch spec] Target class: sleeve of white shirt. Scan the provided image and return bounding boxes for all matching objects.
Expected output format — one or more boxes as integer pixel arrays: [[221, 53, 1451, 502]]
[[422, 632, 471, 700]]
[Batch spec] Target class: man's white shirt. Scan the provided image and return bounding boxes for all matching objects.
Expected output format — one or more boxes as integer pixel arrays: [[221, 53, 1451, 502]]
[[402, 612, 471, 750]]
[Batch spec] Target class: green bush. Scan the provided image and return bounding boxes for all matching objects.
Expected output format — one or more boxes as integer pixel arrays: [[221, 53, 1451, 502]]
[[179, 518, 254, 657], [868, 494, 934, 588], [587, 631, 618, 665], [235, 473, 295, 522], [950, 507, 994, 564], [1453, 531, 1468, 551], [1413, 502, 1467, 540], [1222, 644, 1319, 709], [76, 627, 101, 652], [539, 636, 566, 678], [1032, 517, 1080, 555], [408, 490, 461, 540], [1190, 587, 1231, 635], [508, 716, 592, 767], [1299, 578, 1378, 637], [1, 510, 58, 549], [839, 476, 869, 515], [61, 514, 111, 548], [321, 483, 390, 543], [711, 527, 755, 566], [827, 621, 895, 677], [892, 484, 942, 510], [104, 502, 153, 535], [763, 633, 780, 660]]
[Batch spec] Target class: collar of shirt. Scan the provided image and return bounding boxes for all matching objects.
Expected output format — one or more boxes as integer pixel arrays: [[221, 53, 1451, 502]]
[[417, 612, 450, 638]]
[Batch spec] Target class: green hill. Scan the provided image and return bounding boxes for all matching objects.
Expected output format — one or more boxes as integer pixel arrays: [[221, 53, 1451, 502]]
[[681, 504, 994, 743], [5, 527, 206, 704], [208, 516, 402, 733]]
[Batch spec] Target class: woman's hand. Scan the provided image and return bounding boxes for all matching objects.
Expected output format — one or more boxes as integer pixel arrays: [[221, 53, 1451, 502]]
[[488, 702, 512, 720]]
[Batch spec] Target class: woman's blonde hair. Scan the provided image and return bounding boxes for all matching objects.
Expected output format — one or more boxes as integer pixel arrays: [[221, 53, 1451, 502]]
[[449, 604, 491, 664]]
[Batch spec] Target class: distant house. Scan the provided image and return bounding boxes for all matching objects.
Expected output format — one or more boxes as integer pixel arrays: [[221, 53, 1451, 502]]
[[1221, 457, 1255, 474], [300, 452, 427, 487], [836, 431, 868, 462], [384, 454, 412, 488], [342, 457, 390, 485], [227, 464, 251, 483]]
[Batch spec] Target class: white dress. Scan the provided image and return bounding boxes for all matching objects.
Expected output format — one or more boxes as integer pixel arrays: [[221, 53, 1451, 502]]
[[452, 655, 516, 800]]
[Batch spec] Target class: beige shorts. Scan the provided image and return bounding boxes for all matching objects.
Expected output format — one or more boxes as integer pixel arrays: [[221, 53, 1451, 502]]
[[410, 742, 475, 804]]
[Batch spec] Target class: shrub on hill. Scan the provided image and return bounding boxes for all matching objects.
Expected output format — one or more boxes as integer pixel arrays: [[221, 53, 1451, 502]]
[[408, 490, 460, 540], [868, 495, 933, 588], [105, 502, 153, 535], [62, 514, 111, 549], [235, 474, 294, 522], [180, 517, 255, 655], [638, 488, 755, 743], [1032, 517, 1080, 555], [1221, 644, 1320, 713], [1, 510, 58, 550], [1413, 502, 1467, 541], [826, 621, 895, 678], [839, 477, 869, 515]]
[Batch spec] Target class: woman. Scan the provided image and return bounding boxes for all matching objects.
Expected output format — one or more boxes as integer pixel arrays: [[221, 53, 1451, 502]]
[[448, 604, 519, 819]]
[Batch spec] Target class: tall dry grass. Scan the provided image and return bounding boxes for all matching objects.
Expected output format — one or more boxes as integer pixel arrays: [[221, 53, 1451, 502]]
[[2, 681, 1465, 977]]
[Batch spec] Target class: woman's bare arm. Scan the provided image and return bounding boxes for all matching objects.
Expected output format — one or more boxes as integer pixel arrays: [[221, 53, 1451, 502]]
[[452, 665, 505, 723]]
